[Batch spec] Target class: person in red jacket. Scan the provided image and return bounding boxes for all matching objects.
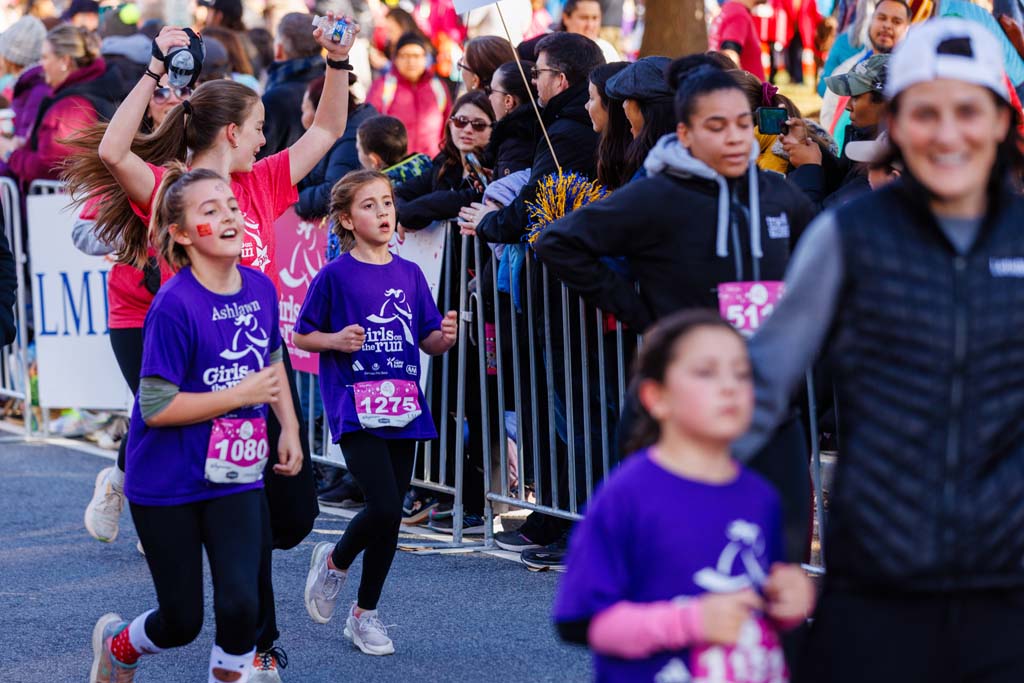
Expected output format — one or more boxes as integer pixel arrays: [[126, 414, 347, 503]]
[[1, 24, 118, 186], [366, 33, 451, 158]]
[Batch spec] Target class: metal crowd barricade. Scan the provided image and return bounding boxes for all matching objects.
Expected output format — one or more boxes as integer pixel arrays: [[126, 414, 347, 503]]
[[0, 177, 32, 438], [307, 222, 480, 548], [464, 234, 636, 545], [26, 180, 70, 438]]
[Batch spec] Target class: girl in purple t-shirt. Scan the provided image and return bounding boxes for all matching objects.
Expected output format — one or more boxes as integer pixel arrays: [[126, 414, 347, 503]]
[[294, 169, 457, 656], [88, 166, 303, 683], [554, 310, 815, 683]]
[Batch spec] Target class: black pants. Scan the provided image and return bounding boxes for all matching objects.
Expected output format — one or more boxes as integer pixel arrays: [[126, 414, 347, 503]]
[[109, 327, 144, 472], [796, 584, 1024, 683], [130, 489, 267, 655], [331, 431, 416, 611]]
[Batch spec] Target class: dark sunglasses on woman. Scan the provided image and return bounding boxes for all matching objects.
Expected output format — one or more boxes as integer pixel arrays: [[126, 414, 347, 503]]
[[449, 115, 491, 132], [153, 86, 193, 104]]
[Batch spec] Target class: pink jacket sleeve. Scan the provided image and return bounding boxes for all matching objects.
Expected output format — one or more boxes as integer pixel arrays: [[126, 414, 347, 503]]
[[588, 600, 705, 660], [9, 96, 97, 184]]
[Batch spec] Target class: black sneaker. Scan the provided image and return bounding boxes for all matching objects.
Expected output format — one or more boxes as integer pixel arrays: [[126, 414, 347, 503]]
[[521, 533, 568, 571], [401, 488, 440, 525], [314, 462, 345, 494], [427, 513, 486, 535], [318, 473, 364, 509], [493, 528, 543, 552]]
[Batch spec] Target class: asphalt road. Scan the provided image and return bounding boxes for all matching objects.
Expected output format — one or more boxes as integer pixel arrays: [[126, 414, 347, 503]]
[[1, 438, 591, 682]]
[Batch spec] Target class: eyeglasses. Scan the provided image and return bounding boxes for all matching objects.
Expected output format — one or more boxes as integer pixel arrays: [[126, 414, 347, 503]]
[[530, 67, 562, 79], [457, 61, 476, 74], [484, 85, 510, 97], [153, 86, 192, 104], [449, 115, 492, 132]]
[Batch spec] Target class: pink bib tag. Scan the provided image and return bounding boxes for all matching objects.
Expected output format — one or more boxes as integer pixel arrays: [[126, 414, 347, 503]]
[[205, 417, 269, 484], [717, 281, 784, 336], [353, 379, 422, 429], [690, 616, 788, 683]]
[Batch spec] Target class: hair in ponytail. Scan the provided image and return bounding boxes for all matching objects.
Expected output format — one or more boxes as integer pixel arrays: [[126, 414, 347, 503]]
[[623, 309, 746, 454], [62, 79, 261, 268], [664, 55, 745, 126], [329, 169, 394, 254], [149, 164, 227, 269]]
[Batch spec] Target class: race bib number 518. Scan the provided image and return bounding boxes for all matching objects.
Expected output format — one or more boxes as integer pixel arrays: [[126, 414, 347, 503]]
[[717, 281, 784, 337]]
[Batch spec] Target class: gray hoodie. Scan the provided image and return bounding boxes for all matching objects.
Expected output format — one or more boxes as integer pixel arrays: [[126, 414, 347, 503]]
[[644, 133, 764, 276]]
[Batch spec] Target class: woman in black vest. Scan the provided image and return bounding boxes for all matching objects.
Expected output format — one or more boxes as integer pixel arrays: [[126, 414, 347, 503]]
[[535, 57, 816, 565], [2, 25, 119, 185], [736, 18, 1024, 682]]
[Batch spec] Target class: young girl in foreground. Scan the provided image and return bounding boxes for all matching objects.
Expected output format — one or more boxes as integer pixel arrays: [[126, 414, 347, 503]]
[[555, 310, 815, 683], [294, 170, 457, 655], [89, 166, 303, 683]]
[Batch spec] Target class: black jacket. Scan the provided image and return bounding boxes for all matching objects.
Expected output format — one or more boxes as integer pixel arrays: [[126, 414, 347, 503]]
[[488, 104, 536, 180], [787, 123, 875, 211], [826, 179, 1024, 591], [395, 152, 483, 230], [259, 56, 325, 159], [0, 227, 16, 346], [535, 135, 814, 332], [296, 103, 378, 220], [477, 80, 599, 245]]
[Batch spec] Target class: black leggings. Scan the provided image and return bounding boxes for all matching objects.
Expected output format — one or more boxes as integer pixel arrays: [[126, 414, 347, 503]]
[[331, 431, 416, 611], [110, 327, 143, 472], [130, 489, 268, 655]]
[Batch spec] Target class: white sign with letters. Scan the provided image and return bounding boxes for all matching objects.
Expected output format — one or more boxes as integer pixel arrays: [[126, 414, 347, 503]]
[[28, 193, 132, 411]]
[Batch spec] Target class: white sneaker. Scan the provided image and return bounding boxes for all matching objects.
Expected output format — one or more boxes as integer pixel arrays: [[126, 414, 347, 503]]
[[85, 467, 124, 543], [304, 542, 346, 624], [343, 603, 395, 656]]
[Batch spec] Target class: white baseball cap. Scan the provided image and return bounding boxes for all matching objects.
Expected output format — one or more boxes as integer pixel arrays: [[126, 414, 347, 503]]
[[885, 18, 1009, 102]]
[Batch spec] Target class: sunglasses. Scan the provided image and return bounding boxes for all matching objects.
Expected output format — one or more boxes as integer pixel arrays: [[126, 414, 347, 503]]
[[450, 115, 492, 132], [530, 67, 562, 79], [483, 85, 510, 97], [457, 61, 476, 74], [153, 86, 192, 104]]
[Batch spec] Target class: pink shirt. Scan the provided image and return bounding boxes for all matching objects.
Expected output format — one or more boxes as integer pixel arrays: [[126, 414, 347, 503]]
[[709, 2, 767, 80], [110, 150, 297, 328]]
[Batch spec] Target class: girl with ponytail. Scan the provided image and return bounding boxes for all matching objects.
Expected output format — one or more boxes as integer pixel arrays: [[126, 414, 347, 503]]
[[89, 164, 302, 683], [71, 15, 359, 677]]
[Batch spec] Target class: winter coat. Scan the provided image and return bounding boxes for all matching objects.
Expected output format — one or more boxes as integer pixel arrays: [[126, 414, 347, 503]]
[[259, 55, 325, 159], [0, 226, 15, 346], [10, 58, 119, 185], [296, 103, 378, 220], [477, 79, 599, 245], [10, 66, 49, 139], [534, 133, 815, 332], [395, 152, 482, 230], [487, 103, 536, 180], [787, 123, 875, 212], [365, 69, 451, 158]]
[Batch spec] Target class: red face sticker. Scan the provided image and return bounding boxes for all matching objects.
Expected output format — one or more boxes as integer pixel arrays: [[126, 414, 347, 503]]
[[196, 223, 213, 236]]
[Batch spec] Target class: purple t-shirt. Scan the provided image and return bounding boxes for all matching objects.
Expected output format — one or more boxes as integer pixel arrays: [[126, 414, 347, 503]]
[[125, 266, 281, 506], [554, 450, 786, 683], [294, 253, 442, 440]]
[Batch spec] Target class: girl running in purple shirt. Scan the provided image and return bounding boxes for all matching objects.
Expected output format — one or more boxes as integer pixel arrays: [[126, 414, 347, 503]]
[[555, 310, 815, 683], [294, 170, 457, 656], [89, 165, 302, 683]]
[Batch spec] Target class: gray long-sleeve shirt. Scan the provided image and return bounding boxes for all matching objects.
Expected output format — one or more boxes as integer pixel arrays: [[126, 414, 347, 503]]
[[733, 208, 982, 462]]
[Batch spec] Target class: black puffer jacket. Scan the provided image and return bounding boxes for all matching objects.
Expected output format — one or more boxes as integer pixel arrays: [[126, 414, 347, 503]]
[[395, 152, 483, 230], [477, 80, 599, 244], [536, 133, 815, 331], [826, 179, 1024, 591], [296, 103, 378, 219], [488, 103, 536, 180]]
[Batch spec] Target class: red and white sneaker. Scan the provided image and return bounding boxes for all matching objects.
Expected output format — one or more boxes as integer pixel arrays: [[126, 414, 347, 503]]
[[89, 613, 137, 683], [250, 647, 287, 682]]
